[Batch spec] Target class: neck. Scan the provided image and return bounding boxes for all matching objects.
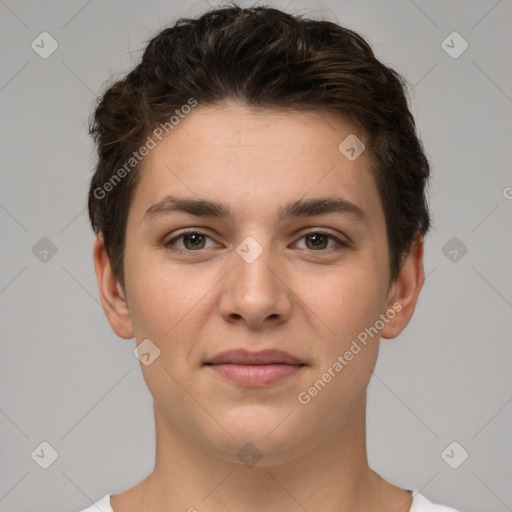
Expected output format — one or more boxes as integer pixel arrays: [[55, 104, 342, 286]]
[[127, 392, 411, 512]]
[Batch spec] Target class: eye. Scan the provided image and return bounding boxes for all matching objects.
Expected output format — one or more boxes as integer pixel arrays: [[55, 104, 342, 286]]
[[164, 229, 349, 254], [164, 231, 217, 252], [294, 231, 348, 251]]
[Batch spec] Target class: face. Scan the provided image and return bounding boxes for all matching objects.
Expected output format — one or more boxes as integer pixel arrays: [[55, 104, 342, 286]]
[[95, 102, 423, 466]]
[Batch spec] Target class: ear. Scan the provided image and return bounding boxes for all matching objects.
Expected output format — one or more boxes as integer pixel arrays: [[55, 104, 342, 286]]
[[380, 234, 425, 339], [92, 233, 134, 339]]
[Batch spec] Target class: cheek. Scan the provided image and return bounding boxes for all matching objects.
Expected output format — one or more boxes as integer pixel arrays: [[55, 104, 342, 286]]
[[124, 248, 183, 337], [298, 259, 386, 346], [290, 271, 383, 435], [294, 268, 384, 412], [125, 249, 220, 355]]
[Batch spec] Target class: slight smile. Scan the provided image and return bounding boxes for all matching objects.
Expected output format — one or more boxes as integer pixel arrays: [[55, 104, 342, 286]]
[[204, 349, 307, 387]]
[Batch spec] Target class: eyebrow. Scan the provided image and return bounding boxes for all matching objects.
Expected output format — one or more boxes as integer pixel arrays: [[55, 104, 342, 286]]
[[143, 194, 368, 224]]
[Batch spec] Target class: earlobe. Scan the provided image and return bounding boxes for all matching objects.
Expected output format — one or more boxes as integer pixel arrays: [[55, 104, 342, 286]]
[[93, 233, 134, 339], [380, 235, 425, 340]]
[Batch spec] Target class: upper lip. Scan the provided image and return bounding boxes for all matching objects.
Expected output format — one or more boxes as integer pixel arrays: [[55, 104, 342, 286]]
[[205, 349, 304, 365]]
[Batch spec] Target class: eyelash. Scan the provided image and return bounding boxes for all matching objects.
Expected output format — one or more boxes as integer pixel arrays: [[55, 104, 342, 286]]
[[164, 229, 349, 254]]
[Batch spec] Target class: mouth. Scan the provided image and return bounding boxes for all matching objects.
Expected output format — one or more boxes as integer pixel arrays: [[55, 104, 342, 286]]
[[204, 349, 306, 387]]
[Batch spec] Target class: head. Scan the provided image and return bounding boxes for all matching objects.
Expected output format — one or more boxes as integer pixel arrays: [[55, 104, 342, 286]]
[[89, 4, 430, 464]]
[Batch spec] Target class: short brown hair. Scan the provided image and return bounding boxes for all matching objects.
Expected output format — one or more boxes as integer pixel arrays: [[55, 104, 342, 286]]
[[88, 3, 431, 292]]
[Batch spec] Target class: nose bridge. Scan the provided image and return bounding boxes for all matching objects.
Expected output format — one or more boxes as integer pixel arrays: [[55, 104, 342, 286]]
[[232, 233, 279, 294], [219, 232, 291, 325]]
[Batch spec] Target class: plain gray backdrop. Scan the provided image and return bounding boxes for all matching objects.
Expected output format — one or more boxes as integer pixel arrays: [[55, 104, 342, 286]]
[[1, 0, 511, 511]]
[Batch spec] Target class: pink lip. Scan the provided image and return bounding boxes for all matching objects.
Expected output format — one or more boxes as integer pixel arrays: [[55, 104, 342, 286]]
[[204, 349, 305, 387], [207, 363, 304, 386]]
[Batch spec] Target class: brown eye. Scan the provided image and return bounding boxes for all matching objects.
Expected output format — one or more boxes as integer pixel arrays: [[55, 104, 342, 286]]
[[305, 233, 330, 250], [295, 231, 347, 251], [182, 233, 206, 250], [165, 231, 215, 251]]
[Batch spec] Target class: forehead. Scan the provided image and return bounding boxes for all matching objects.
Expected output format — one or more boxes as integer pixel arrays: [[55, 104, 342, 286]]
[[128, 103, 382, 226]]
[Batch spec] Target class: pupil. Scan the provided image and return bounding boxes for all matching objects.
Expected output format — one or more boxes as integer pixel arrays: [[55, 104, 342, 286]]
[[308, 234, 327, 249], [186, 233, 204, 249]]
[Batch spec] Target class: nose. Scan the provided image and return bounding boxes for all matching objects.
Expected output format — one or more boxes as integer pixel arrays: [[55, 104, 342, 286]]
[[217, 236, 293, 329]]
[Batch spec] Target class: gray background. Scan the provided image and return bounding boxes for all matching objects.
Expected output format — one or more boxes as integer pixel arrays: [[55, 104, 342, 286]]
[[1, 0, 511, 511]]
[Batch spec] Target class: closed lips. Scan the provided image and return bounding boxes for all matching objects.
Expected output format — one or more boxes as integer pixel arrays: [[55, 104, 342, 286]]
[[205, 349, 305, 366]]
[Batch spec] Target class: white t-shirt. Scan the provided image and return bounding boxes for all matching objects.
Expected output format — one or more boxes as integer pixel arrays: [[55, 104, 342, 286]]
[[75, 489, 461, 512]]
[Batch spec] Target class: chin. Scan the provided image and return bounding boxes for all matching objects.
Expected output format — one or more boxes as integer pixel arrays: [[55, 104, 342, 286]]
[[205, 407, 306, 467]]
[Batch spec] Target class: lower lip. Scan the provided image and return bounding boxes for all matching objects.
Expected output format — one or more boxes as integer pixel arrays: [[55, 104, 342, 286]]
[[206, 363, 304, 387]]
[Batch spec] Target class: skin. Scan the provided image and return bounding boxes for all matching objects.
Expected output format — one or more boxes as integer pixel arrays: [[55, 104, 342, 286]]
[[93, 101, 425, 512]]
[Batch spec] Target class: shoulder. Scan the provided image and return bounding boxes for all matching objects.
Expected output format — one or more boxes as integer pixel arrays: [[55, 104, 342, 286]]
[[74, 490, 461, 512], [410, 490, 461, 512], [73, 494, 112, 512]]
